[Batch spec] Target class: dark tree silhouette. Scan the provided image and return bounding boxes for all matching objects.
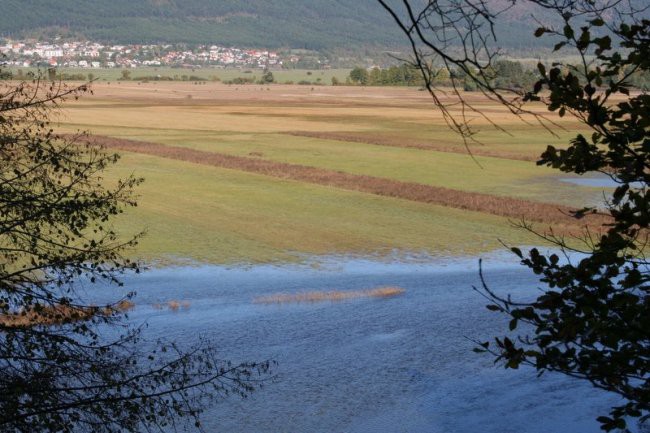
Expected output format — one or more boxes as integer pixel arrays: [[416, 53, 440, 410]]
[[0, 76, 272, 433], [377, 0, 649, 430]]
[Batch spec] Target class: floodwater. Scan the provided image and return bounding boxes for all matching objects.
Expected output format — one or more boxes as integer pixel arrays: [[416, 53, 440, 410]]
[[89, 253, 624, 433], [561, 175, 644, 189]]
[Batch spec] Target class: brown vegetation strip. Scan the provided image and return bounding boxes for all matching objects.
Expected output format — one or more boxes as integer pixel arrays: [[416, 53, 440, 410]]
[[254, 287, 406, 304], [75, 135, 607, 229], [152, 300, 191, 311], [0, 300, 134, 328], [286, 130, 536, 162]]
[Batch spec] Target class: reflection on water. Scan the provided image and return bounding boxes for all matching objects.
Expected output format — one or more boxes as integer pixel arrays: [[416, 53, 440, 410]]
[[89, 253, 624, 433]]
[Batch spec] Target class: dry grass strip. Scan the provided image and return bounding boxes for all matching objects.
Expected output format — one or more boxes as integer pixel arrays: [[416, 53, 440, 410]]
[[286, 131, 536, 162], [74, 135, 608, 230], [254, 286, 406, 304], [0, 300, 135, 328]]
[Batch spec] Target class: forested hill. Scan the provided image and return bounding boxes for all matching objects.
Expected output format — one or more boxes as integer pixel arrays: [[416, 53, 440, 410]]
[[1, 0, 555, 50]]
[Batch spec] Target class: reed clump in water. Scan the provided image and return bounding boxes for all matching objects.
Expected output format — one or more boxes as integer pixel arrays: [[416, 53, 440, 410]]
[[254, 286, 405, 304], [0, 300, 135, 328], [152, 300, 191, 311]]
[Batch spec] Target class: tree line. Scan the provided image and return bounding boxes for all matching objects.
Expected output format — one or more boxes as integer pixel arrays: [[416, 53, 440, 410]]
[[348, 60, 650, 91], [346, 61, 536, 88]]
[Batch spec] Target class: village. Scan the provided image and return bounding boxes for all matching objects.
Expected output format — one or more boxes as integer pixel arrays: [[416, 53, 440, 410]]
[[0, 39, 305, 70]]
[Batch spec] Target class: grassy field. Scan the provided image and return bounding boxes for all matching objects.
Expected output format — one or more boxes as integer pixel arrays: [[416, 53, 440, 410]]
[[9, 67, 351, 84], [52, 82, 604, 264], [98, 132, 579, 205]]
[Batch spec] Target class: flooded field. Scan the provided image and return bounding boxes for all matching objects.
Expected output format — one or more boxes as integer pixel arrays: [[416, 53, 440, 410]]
[[90, 254, 622, 432]]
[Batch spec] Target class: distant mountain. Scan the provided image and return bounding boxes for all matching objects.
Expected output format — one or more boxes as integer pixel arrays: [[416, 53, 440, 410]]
[[0, 0, 568, 51]]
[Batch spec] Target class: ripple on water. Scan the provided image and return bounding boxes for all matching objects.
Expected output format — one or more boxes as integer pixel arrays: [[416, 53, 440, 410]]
[[83, 251, 625, 433]]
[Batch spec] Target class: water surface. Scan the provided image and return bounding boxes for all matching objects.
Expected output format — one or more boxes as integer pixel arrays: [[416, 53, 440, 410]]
[[92, 253, 623, 433], [561, 176, 644, 189]]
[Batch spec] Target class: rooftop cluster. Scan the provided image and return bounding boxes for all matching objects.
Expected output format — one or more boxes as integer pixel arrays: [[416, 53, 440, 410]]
[[0, 39, 296, 69]]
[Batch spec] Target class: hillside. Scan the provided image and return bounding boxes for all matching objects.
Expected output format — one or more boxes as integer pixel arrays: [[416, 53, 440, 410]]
[[1, 0, 401, 49], [1, 0, 554, 50]]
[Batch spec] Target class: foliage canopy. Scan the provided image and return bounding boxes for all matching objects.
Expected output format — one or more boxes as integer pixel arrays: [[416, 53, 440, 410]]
[[1, 0, 575, 50], [0, 77, 271, 432], [377, 0, 649, 430]]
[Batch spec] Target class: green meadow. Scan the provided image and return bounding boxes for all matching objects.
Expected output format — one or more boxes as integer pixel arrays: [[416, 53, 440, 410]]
[[56, 82, 603, 264], [107, 152, 541, 264], [10, 67, 351, 84]]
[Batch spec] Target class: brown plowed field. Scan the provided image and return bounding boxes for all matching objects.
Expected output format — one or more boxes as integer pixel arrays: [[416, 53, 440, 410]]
[[76, 134, 607, 231]]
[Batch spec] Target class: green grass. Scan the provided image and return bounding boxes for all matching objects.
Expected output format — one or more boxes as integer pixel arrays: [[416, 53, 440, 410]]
[[51, 84, 598, 264], [376, 121, 587, 159], [107, 152, 541, 264], [8, 67, 352, 84], [65, 123, 603, 208]]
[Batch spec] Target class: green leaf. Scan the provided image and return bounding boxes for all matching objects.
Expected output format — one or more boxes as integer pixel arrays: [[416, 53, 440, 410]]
[[564, 24, 575, 39]]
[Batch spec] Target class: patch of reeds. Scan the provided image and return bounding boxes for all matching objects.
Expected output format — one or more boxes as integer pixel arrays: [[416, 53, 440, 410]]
[[152, 300, 191, 311], [73, 135, 609, 232], [253, 286, 405, 305], [0, 300, 135, 328]]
